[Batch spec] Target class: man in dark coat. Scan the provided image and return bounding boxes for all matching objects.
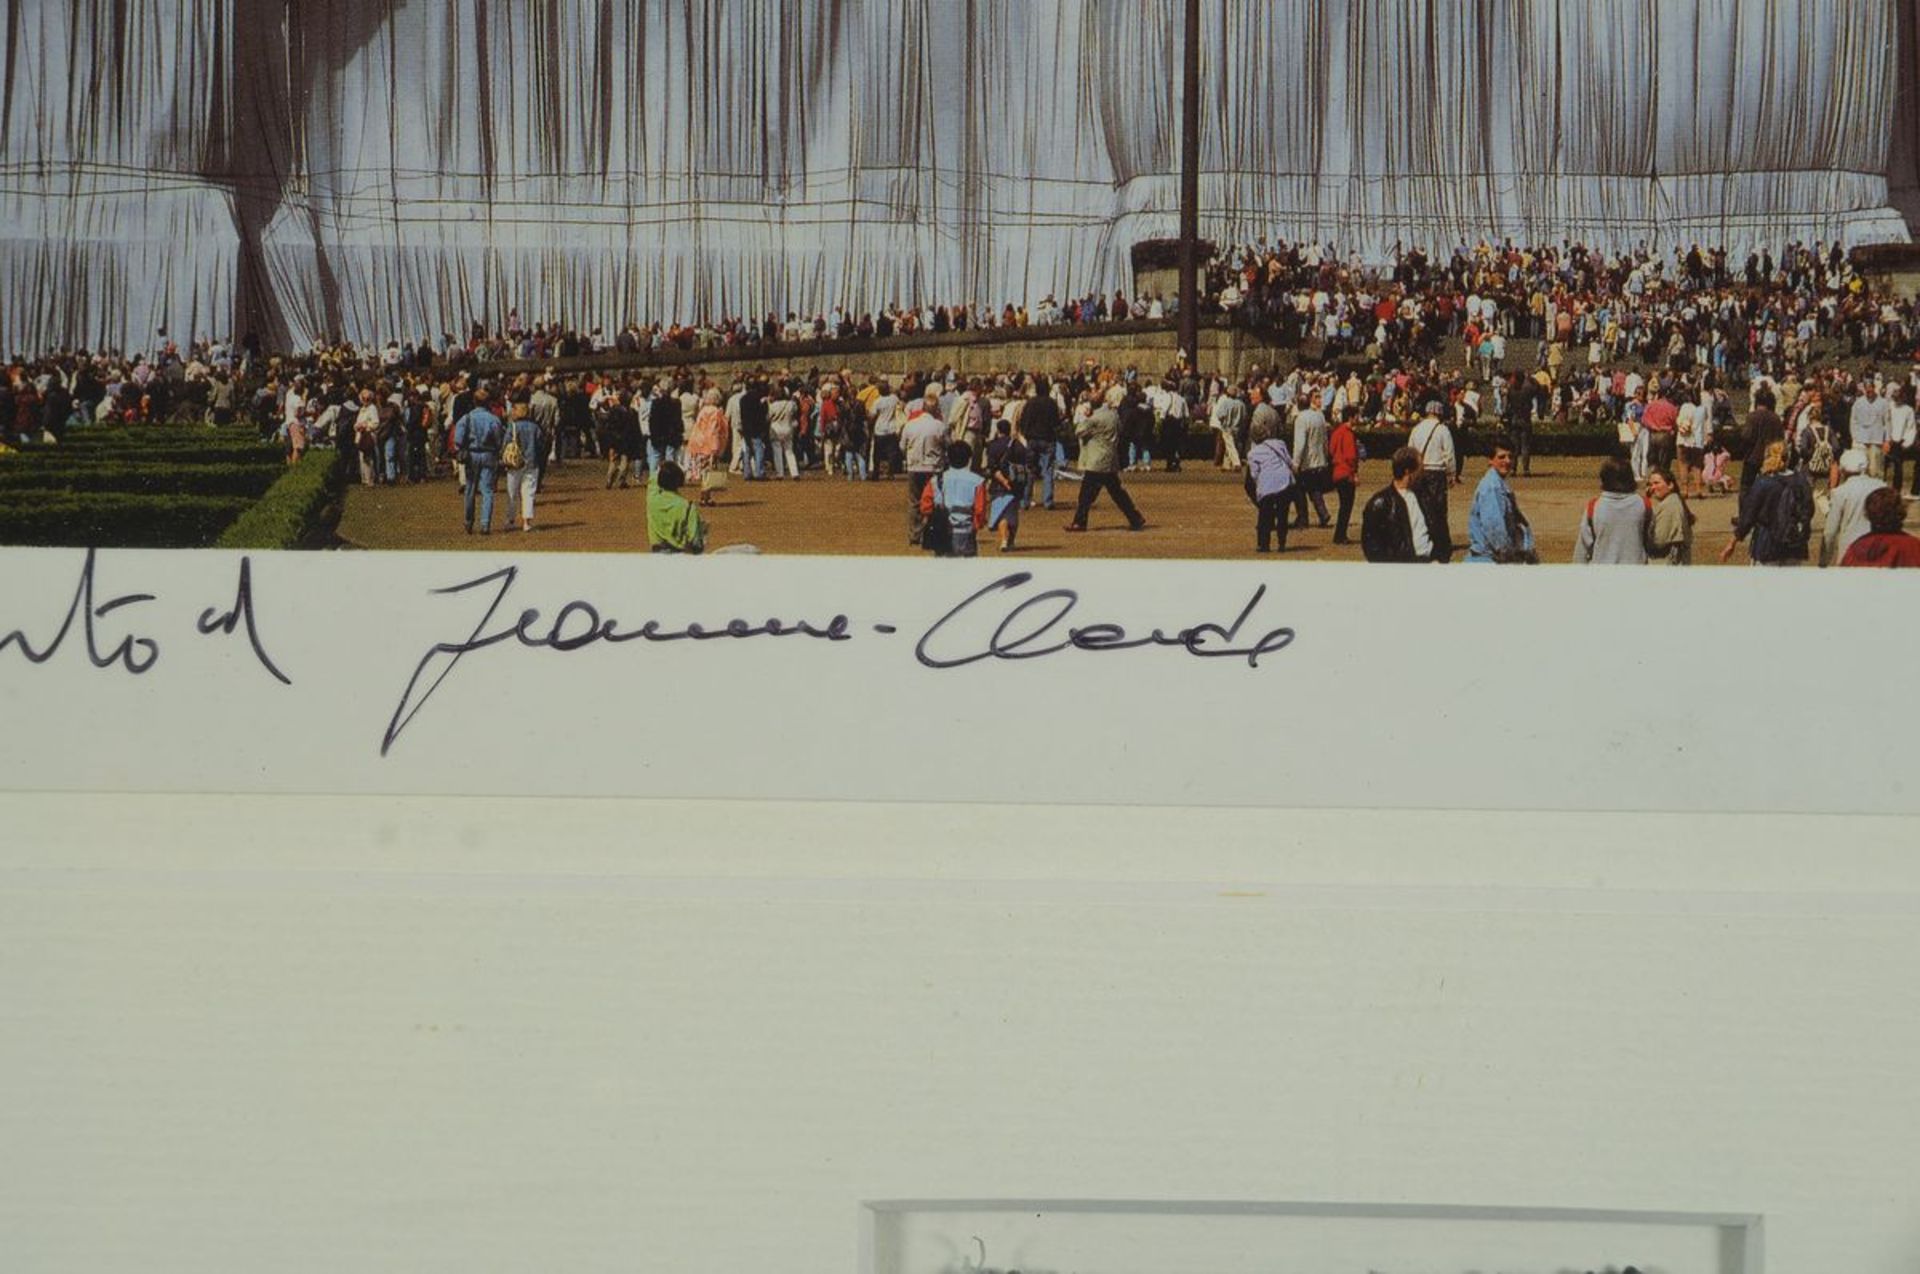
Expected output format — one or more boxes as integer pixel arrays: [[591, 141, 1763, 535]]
[[648, 380, 685, 470], [738, 380, 770, 480], [1741, 385, 1784, 496], [1018, 377, 1061, 509], [1361, 447, 1439, 563]]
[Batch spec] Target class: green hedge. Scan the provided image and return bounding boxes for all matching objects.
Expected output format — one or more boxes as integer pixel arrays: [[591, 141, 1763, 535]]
[[0, 493, 254, 548], [50, 437, 275, 454], [3, 444, 284, 469], [216, 448, 347, 551], [0, 462, 284, 499], [53, 428, 263, 446]]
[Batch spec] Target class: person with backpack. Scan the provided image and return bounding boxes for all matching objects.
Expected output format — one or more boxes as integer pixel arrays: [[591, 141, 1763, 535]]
[[1796, 404, 1837, 488], [1721, 442, 1813, 566], [502, 392, 540, 533], [1574, 456, 1651, 564], [1407, 400, 1457, 562], [918, 441, 989, 558]]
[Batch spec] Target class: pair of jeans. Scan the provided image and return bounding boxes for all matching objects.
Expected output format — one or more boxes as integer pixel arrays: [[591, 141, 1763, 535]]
[[842, 447, 869, 480], [1256, 494, 1292, 551], [383, 436, 401, 482], [1333, 479, 1357, 541], [1026, 444, 1058, 508], [1070, 472, 1144, 529], [648, 442, 681, 472], [464, 456, 499, 530], [505, 468, 538, 524], [1290, 476, 1331, 527], [743, 435, 769, 479]]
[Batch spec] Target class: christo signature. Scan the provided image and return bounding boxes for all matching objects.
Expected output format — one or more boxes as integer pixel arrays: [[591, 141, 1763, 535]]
[[0, 549, 289, 685]]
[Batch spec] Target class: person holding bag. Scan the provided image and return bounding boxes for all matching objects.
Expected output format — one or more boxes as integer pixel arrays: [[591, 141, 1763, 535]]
[[686, 388, 731, 507], [919, 442, 989, 558], [1244, 413, 1298, 554]]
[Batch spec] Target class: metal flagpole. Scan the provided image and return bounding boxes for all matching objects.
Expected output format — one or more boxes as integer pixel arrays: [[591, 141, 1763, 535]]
[[1178, 0, 1202, 369]]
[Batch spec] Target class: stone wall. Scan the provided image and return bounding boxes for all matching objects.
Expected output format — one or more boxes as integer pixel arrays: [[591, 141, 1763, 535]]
[[471, 320, 1305, 383]]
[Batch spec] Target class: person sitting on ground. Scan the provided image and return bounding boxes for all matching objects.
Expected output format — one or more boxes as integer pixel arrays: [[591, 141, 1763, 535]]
[[1839, 486, 1920, 568], [647, 460, 707, 555]]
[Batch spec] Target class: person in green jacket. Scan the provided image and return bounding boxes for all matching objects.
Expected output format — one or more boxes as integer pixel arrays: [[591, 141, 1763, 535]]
[[647, 461, 707, 554]]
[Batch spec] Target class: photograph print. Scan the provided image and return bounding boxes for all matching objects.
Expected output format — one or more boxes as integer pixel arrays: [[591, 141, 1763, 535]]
[[4, 0, 1920, 571]]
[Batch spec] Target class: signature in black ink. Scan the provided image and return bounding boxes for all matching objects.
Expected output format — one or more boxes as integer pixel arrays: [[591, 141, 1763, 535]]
[[196, 556, 293, 686], [0, 548, 161, 675], [915, 573, 1294, 670], [382, 565, 854, 755], [0, 549, 291, 685]]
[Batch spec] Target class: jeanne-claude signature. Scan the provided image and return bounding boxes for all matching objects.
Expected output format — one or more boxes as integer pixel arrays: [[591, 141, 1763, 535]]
[[381, 566, 1293, 755], [0, 549, 290, 684]]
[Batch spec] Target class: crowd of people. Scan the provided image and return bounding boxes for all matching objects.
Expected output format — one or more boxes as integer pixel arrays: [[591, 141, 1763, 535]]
[[6, 235, 1920, 565], [0, 339, 244, 449], [248, 361, 1181, 551], [231, 344, 1920, 566]]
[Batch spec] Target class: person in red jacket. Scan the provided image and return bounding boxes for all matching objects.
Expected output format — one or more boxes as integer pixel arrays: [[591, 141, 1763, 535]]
[[1839, 487, 1920, 568], [1328, 406, 1363, 544]]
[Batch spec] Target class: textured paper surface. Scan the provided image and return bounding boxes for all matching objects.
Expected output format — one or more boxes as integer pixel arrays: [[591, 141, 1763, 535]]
[[2, 798, 1917, 1274], [2, 547, 1915, 813]]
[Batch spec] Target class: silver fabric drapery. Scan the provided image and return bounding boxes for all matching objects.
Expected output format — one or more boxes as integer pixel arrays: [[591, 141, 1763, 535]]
[[2, 0, 1915, 355]]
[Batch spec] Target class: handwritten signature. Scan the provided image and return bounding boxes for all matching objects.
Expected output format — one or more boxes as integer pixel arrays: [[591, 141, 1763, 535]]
[[1, 554, 1295, 758], [0, 549, 289, 685], [380, 567, 1292, 755]]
